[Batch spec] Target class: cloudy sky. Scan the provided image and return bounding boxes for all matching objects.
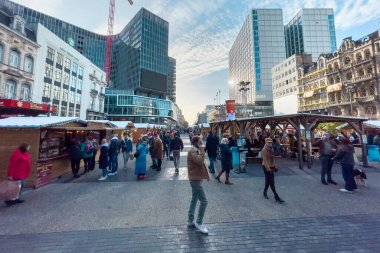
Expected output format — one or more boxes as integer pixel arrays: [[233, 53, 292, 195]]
[[14, 0, 380, 122]]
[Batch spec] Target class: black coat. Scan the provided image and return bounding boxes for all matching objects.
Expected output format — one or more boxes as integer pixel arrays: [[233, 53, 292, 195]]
[[171, 137, 184, 151], [99, 145, 109, 169], [220, 144, 233, 171], [205, 134, 219, 156], [69, 143, 82, 161]]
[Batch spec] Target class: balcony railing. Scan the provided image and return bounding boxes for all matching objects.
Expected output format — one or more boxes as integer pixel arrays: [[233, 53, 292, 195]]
[[354, 73, 373, 82]]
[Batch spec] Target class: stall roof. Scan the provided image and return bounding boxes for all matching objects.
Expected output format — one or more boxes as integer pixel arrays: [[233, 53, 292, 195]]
[[337, 120, 380, 130], [0, 117, 85, 128], [109, 121, 135, 129], [134, 123, 150, 129]]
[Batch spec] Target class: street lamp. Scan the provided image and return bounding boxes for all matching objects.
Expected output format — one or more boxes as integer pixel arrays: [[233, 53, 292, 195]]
[[343, 80, 355, 116], [238, 81, 250, 118]]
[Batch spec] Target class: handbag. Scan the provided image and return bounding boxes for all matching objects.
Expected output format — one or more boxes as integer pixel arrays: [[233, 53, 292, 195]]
[[0, 180, 21, 201], [134, 150, 140, 158]]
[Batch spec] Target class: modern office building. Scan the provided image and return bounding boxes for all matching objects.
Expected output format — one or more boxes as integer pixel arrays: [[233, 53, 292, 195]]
[[167, 57, 176, 103], [272, 54, 312, 114], [104, 89, 178, 125], [298, 30, 380, 119], [0, 0, 170, 95], [34, 24, 107, 120], [285, 9, 337, 61], [229, 9, 286, 116]]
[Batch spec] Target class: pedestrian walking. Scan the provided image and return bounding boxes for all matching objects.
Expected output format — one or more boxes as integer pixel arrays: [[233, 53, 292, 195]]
[[313, 132, 338, 185], [215, 138, 233, 185], [205, 131, 219, 174], [90, 137, 99, 171], [108, 134, 121, 176], [187, 136, 210, 234], [163, 132, 171, 160], [68, 138, 82, 178], [81, 137, 95, 174], [154, 134, 163, 171], [121, 134, 133, 169], [262, 138, 284, 203], [148, 134, 157, 169], [98, 139, 109, 181], [4, 143, 32, 207], [332, 138, 358, 193], [135, 136, 149, 180], [170, 132, 184, 173]]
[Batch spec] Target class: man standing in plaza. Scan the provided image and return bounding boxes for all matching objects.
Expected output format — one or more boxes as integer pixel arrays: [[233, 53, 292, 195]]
[[108, 134, 121, 176], [314, 132, 338, 185], [153, 134, 163, 172], [205, 131, 219, 174], [170, 132, 184, 173], [121, 134, 133, 169]]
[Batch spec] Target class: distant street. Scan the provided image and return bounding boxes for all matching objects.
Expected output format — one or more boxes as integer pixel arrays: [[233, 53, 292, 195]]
[[1, 135, 380, 252]]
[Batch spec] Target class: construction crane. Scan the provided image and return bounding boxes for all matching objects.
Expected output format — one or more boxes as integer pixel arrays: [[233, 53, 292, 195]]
[[104, 0, 134, 86]]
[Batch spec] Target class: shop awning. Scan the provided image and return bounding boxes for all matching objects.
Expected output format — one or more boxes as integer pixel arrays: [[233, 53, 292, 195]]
[[327, 83, 342, 92], [0, 116, 84, 128]]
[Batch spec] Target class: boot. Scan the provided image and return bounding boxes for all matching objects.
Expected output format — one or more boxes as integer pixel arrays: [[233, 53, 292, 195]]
[[275, 195, 285, 203], [215, 171, 223, 183], [263, 191, 269, 199], [225, 172, 233, 185]]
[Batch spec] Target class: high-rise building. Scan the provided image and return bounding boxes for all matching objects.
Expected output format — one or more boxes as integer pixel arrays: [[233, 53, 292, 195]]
[[285, 9, 337, 61], [272, 54, 313, 114], [167, 57, 176, 103], [0, 0, 169, 94], [229, 9, 286, 116]]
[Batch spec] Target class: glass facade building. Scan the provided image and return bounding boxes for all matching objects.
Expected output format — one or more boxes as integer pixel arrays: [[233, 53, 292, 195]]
[[285, 9, 337, 61], [167, 57, 176, 103], [229, 9, 285, 116], [105, 89, 175, 124], [0, 0, 169, 94]]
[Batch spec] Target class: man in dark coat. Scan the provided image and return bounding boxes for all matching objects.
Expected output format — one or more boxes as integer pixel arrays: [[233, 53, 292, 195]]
[[69, 138, 82, 178], [205, 131, 219, 174]]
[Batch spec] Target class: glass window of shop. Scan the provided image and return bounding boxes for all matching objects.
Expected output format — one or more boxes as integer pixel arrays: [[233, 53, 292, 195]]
[[47, 47, 55, 61]]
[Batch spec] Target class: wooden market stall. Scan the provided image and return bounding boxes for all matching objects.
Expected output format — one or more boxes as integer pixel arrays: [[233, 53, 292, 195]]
[[0, 117, 115, 188]]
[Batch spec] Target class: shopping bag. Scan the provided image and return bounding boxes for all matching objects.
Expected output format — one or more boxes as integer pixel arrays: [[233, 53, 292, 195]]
[[0, 180, 21, 201], [129, 154, 134, 160]]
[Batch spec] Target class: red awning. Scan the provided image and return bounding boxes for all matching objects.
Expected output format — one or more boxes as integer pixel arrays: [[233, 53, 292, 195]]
[[0, 99, 55, 117]]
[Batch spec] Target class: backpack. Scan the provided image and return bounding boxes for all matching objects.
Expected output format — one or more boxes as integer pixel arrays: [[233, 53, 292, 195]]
[[85, 141, 95, 154]]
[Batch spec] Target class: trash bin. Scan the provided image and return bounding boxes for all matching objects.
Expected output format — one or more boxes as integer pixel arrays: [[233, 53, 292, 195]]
[[367, 145, 380, 162]]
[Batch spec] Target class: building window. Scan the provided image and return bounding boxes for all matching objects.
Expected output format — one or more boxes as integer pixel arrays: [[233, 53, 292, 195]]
[[60, 105, 67, 117], [76, 93, 81, 104], [43, 82, 50, 97], [24, 56, 33, 73], [6, 79, 16, 99], [71, 62, 78, 73], [45, 64, 53, 79], [62, 89, 68, 102], [69, 91, 75, 103], [53, 86, 60, 100], [21, 83, 30, 101], [70, 76, 76, 89], [78, 66, 83, 77], [55, 68, 62, 81], [64, 58, 71, 69], [69, 106, 74, 116], [57, 53, 64, 66], [9, 49, 20, 68], [77, 78, 83, 90], [0, 44, 3, 63], [47, 47, 55, 61], [63, 72, 69, 85]]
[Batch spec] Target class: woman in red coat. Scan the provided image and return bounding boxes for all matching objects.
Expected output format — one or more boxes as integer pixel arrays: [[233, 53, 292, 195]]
[[5, 143, 32, 207]]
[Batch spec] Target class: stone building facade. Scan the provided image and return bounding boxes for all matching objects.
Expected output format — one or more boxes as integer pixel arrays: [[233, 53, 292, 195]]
[[298, 30, 380, 119]]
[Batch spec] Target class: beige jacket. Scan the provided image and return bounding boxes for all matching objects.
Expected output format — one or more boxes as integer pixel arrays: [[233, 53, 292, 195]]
[[187, 146, 210, 180], [262, 145, 277, 172]]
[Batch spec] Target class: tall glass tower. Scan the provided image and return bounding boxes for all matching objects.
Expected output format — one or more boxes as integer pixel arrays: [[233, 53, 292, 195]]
[[285, 9, 337, 61], [229, 9, 286, 116]]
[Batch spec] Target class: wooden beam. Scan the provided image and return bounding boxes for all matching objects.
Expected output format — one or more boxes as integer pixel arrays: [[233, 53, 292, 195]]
[[296, 118, 304, 170], [287, 118, 299, 131]]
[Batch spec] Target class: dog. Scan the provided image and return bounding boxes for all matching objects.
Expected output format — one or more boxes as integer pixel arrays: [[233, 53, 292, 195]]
[[353, 168, 367, 186]]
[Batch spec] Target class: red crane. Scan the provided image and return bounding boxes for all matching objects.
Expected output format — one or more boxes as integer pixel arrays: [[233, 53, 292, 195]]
[[104, 0, 134, 86]]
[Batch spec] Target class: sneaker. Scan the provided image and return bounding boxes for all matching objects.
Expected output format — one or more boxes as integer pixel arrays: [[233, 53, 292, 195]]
[[194, 222, 209, 234], [187, 221, 195, 228], [339, 188, 352, 193], [13, 199, 24, 204], [114, 171, 118, 175], [108, 172, 115, 176], [98, 176, 107, 181]]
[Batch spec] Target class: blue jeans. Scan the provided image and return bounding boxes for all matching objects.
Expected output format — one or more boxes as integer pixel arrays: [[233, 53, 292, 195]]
[[341, 163, 357, 191], [188, 180, 208, 225], [109, 154, 118, 173], [208, 155, 216, 173]]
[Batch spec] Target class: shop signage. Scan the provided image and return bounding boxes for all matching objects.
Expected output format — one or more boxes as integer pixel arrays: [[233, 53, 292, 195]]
[[0, 99, 55, 112], [35, 164, 52, 188], [225, 100, 236, 120]]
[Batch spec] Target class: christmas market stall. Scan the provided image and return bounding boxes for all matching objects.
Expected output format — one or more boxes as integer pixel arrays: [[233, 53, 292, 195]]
[[0, 117, 113, 188]]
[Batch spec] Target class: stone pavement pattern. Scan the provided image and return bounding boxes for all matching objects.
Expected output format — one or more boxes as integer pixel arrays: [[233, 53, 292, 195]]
[[1, 135, 380, 252]]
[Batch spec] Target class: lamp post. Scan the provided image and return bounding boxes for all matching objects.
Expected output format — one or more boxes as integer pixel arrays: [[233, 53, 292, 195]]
[[343, 80, 355, 116], [238, 81, 250, 118]]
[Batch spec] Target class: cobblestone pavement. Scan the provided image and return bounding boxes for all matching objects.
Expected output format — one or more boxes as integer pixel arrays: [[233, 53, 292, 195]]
[[1, 135, 380, 252], [1, 214, 379, 253]]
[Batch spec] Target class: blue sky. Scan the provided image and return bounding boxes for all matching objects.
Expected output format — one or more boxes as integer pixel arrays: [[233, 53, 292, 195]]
[[14, 0, 380, 123]]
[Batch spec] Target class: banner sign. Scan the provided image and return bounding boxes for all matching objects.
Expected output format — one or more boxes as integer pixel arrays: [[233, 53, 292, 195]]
[[225, 100, 236, 120], [0, 99, 55, 112]]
